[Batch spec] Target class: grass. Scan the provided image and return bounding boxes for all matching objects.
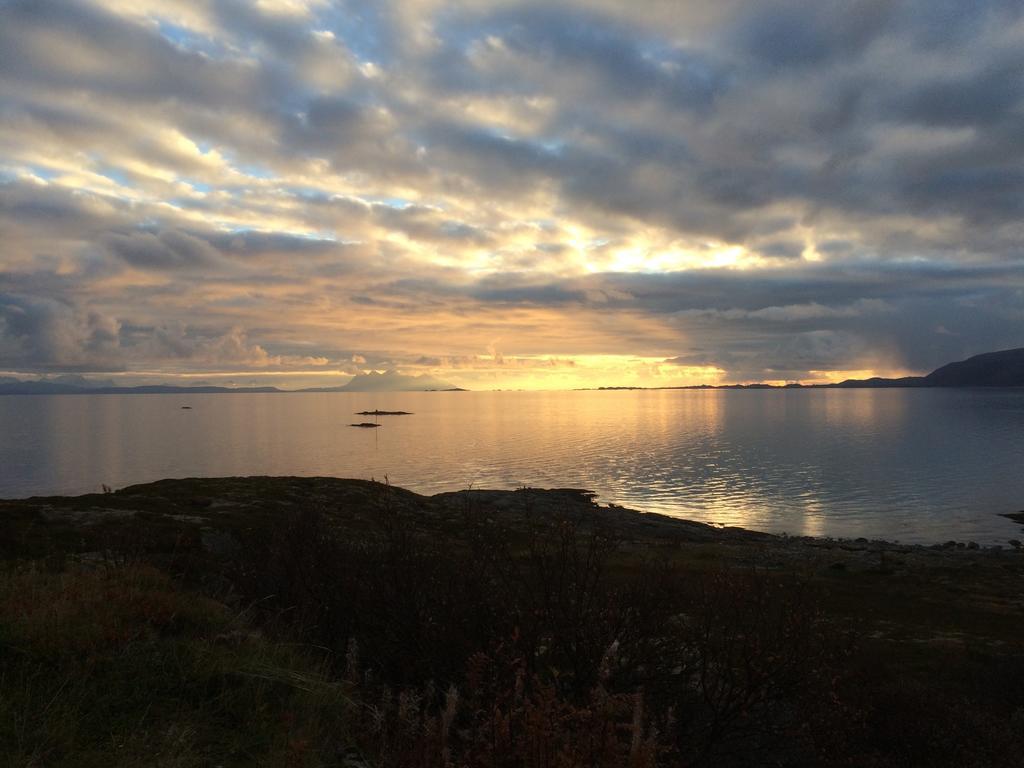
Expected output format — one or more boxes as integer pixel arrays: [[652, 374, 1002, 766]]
[[1, 477, 1024, 766], [0, 564, 356, 767]]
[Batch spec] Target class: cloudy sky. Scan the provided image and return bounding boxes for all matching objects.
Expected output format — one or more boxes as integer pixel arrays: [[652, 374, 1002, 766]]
[[1, 0, 1022, 389]]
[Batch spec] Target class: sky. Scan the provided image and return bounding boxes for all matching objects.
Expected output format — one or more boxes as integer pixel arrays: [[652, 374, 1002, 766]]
[[1, 0, 1023, 390]]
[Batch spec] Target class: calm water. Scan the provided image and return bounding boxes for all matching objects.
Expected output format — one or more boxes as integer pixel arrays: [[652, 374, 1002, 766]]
[[2, 389, 1023, 544]]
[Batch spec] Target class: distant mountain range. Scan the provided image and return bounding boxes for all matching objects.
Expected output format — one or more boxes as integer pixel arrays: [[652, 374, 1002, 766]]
[[829, 347, 1024, 388], [297, 371, 463, 393], [0, 370, 463, 395], [3, 348, 1023, 395], [0, 381, 282, 395], [594, 347, 1024, 390]]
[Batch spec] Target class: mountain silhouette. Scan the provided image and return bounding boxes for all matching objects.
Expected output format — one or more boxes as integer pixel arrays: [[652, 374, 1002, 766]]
[[922, 347, 1024, 386], [306, 370, 461, 392], [834, 347, 1024, 388]]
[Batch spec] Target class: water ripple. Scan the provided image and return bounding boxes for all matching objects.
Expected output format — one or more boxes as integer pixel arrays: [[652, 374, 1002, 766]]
[[1, 389, 1023, 543]]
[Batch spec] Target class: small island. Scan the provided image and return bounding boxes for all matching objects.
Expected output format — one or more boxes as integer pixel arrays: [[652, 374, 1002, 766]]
[[355, 410, 413, 416], [348, 422, 382, 428]]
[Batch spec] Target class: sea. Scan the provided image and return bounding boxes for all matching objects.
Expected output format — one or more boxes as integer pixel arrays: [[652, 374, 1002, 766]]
[[2, 388, 1023, 545]]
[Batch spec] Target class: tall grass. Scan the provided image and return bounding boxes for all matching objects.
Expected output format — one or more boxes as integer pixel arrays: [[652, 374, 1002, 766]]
[[3, 482, 1023, 766], [232, 492, 846, 766]]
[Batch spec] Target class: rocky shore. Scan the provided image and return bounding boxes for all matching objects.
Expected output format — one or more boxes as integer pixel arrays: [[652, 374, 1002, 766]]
[[4, 476, 1022, 645]]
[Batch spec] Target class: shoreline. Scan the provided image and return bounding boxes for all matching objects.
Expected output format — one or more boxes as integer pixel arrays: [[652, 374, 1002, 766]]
[[3, 475, 1021, 551], [4, 384, 1024, 396], [4, 475, 1024, 765], [4, 477, 1022, 651], [3, 475, 1021, 556]]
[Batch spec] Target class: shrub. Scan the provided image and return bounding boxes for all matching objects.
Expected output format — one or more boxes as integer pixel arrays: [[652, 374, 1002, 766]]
[[233, 496, 845, 765]]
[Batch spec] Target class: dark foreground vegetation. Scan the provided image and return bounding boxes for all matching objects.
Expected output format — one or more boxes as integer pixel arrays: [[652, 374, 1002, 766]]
[[2, 477, 1023, 767]]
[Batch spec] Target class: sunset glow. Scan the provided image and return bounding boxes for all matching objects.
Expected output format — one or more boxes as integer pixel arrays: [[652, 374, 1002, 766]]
[[2, 1, 1022, 389]]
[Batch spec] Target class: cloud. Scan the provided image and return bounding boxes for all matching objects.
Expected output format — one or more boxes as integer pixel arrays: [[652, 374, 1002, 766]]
[[106, 229, 221, 270], [0, 293, 123, 370], [1, 0, 1023, 386]]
